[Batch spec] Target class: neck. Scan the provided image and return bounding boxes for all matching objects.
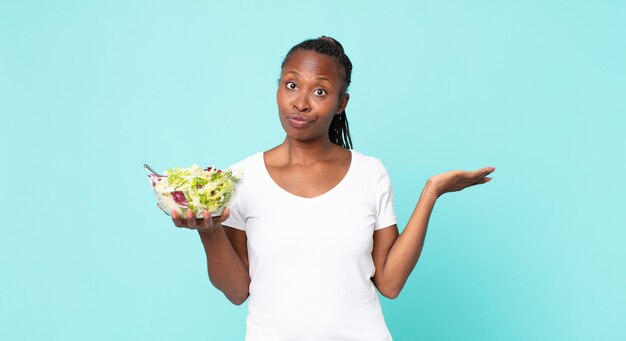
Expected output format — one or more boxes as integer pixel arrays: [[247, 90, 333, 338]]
[[279, 136, 339, 166]]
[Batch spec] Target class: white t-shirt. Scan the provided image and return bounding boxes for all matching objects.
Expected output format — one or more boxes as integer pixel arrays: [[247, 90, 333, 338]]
[[222, 149, 397, 341]]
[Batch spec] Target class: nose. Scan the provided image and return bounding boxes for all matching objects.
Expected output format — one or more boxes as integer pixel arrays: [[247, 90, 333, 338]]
[[293, 93, 310, 112]]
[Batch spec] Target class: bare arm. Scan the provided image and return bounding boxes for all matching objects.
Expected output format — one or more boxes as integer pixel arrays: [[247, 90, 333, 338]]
[[172, 208, 251, 305], [372, 167, 495, 299]]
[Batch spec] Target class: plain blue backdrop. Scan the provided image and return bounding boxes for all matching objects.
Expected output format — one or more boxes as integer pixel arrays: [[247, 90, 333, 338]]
[[1, 1, 625, 340]]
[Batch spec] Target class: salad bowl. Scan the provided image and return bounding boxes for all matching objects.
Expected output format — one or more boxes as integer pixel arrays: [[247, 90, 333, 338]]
[[145, 163, 242, 218]]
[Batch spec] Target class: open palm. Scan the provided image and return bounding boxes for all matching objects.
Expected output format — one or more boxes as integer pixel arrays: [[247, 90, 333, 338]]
[[428, 167, 495, 197]]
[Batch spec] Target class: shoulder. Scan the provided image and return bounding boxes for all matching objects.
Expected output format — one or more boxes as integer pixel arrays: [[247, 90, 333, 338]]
[[227, 152, 263, 171], [225, 152, 265, 189], [350, 150, 394, 191], [350, 149, 387, 172], [223, 153, 263, 213]]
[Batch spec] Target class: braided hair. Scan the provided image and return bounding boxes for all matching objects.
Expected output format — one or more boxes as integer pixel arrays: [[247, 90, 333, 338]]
[[281, 36, 354, 150]]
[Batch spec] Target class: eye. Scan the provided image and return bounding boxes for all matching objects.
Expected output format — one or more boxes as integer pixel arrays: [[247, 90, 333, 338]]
[[286, 82, 297, 90], [314, 89, 327, 96]]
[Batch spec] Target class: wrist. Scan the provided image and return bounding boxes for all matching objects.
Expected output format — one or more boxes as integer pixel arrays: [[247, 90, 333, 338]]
[[424, 179, 441, 199], [197, 225, 222, 239]]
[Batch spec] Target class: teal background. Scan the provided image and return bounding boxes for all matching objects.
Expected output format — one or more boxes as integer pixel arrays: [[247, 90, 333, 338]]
[[2, 1, 625, 340]]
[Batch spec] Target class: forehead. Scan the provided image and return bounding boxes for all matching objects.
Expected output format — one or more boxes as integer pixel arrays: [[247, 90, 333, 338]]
[[281, 49, 344, 79]]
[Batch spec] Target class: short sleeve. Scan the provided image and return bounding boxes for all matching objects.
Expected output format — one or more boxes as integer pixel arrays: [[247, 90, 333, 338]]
[[221, 163, 247, 231], [374, 159, 397, 230]]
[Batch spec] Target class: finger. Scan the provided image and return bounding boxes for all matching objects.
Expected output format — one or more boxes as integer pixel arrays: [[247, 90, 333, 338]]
[[472, 167, 494, 179], [477, 177, 492, 184], [212, 215, 223, 227], [202, 211, 213, 229], [471, 169, 487, 179], [220, 207, 231, 223], [171, 210, 184, 228], [186, 209, 197, 229]]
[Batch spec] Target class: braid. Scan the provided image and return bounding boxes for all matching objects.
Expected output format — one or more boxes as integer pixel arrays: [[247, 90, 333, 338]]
[[329, 111, 353, 149], [281, 36, 354, 149]]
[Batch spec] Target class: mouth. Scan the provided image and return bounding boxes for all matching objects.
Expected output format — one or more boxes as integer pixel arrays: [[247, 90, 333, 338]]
[[286, 114, 313, 128]]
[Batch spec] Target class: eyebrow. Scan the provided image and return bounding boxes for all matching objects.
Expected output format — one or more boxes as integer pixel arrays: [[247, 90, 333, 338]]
[[283, 70, 332, 82]]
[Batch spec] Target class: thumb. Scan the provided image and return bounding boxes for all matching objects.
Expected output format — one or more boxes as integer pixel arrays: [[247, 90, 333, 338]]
[[220, 207, 231, 222]]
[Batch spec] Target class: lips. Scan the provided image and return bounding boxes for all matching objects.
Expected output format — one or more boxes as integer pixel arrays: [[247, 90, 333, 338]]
[[286, 114, 313, 128]]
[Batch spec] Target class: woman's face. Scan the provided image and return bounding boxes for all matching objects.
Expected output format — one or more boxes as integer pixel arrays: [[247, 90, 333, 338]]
[[276, 49, 349, 144]]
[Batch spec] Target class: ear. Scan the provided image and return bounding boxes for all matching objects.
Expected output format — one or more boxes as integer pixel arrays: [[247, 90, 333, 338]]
[[337, 93, 350, 114]]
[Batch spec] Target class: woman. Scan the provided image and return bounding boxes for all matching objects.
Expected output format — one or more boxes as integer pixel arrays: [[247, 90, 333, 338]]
[[171, 36, 495, 340]]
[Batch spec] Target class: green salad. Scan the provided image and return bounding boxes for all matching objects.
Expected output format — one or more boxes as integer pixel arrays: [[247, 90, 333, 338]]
[[151, 164, 242, 216]]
